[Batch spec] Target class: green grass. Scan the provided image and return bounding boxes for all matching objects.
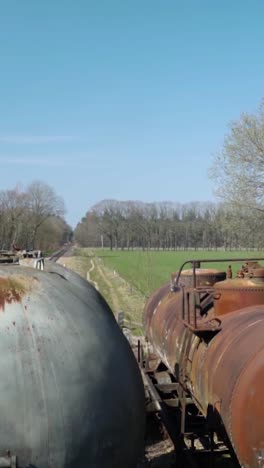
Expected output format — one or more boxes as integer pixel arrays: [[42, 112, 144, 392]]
[[93, 249, 264, 296], [73, 248, 146, 333]]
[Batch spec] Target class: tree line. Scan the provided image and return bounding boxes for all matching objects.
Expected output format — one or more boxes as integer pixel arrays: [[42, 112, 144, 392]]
[[74, 199, 264, 250], [75, 98, 264, 251], [0, 180, 72, 252]]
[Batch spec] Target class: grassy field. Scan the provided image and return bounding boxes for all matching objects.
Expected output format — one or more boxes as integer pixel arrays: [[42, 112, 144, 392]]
[[73, 248, 146, 333], [92, 249, 264, 296], [71, 248, 264, 334]]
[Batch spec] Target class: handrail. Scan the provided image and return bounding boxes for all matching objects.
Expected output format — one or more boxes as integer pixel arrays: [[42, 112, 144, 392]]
[[174, 257, 264, 286], [176, 256, 264, 332]]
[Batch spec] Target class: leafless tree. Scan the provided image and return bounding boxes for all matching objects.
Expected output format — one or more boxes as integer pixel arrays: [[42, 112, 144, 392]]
[[26, 180, 65, 248], [0, 187, 28, 249], [0, 181, 69, 251], [210, 100, 264, 212]]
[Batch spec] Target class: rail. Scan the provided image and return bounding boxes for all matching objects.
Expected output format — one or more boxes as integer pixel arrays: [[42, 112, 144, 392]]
[[49, 246, 70, 262], [139, 359, 237, 467]]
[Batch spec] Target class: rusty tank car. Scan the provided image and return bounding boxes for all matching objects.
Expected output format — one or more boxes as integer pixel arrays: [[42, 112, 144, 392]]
[[0, 254, 145, 468], [144, 257, 264, 468]]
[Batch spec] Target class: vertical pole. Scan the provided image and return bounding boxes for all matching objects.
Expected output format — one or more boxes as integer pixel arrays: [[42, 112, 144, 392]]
[[137, 340, 141, 365], [182, 287, 185, 320], [210, 430, 215, 468], [193, 262, 197, 328], [187, 292, 190, 324]]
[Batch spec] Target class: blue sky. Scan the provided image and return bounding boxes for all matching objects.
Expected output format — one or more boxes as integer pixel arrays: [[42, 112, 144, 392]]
[[0, 1, 263, 227]]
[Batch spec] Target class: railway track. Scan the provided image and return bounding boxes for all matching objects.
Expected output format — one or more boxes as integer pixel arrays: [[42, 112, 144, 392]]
[[48, 246, 71, 262], [138, 345, 239, 468]]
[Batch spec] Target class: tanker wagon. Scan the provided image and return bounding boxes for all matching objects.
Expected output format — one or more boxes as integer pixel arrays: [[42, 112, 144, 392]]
[[144, 258, 264, 468], [0, 253, 145, 468]]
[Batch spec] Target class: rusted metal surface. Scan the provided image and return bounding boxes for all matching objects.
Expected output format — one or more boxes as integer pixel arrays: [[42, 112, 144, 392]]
[[172, 268, 226, 288], [0, 264, 145, 468], [0, 276, 29, 310], [144, 282, 171, 330], [231, 343, 264, 468], [144, 259, 264, 468], [214, 276, 264, 315], [173, 257, 264, 287], [190, 305, 264, 467]]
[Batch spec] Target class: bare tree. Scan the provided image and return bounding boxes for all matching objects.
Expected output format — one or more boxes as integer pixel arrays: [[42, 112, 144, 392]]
[[0, 187, 28, 249], [0, 182, 68, 251], [210, 101, 264, 211], [35, 216, 72, 251], [26, 181, 65, 248], [75, 196, 264, 251]]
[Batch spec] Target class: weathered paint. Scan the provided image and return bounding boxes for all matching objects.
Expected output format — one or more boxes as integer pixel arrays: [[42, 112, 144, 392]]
[[0, 277, 29, 310], [0, 264, 145, 468], [214, 276, 264, 315], [171, 268, 226, 288]]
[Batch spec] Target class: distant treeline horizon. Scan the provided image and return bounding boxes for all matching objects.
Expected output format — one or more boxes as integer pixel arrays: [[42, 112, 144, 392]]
[[74, 199, 264, 251]]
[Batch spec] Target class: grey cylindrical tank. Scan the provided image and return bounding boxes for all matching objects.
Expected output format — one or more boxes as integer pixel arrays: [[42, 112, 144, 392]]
[[0, 264, 145, 468]]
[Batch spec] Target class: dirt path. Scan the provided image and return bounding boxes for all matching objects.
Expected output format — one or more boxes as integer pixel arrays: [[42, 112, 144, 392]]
[[89, 254, 145, 331], [93, 256, 121, 312], [58, 251, 143, 328], [86, 259, 99, 290]]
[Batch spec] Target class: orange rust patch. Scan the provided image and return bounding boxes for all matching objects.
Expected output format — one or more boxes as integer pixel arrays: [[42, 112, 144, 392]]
[[0, 277, 28, 311]]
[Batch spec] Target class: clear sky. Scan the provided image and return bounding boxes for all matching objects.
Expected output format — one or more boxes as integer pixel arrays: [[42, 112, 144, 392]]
[[0, 1, 263, 227]]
